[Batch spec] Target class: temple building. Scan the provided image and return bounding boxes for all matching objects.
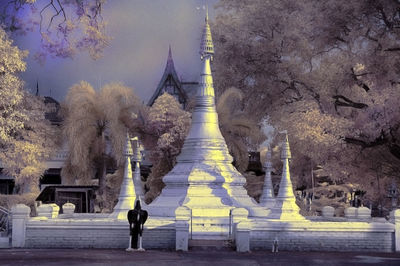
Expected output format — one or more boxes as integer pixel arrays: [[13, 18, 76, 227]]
[[147, 46, 198, 109]]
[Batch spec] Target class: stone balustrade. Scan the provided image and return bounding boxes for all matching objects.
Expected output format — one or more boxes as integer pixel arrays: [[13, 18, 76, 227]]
[[357, 207, 371, 219], [322, 206, 334, 218], [37, 204, 59, 219], [61, 203, 75, 218], [344, 207, 357, 219]]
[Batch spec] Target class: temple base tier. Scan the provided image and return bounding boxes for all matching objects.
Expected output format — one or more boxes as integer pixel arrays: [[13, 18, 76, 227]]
[[147, 159, 271, 218]]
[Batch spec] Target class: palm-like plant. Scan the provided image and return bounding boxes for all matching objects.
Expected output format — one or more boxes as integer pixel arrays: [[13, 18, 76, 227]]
[[217, 87, 266, 172], [61, 81, 141, 194]]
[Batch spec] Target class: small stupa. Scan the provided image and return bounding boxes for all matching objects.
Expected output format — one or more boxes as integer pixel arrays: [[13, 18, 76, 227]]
[[110, 133, 137, 219], [131, 136, 146, 205], [147, 8, 269, 224], [259, 149, 275, 208], [269, 134, 304, 220]]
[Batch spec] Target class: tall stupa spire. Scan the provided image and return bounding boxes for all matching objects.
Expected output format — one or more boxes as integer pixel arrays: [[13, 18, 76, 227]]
[[200, 5, 214, 59], [177, 8, 229, 162], [147, 8, 269, 237]]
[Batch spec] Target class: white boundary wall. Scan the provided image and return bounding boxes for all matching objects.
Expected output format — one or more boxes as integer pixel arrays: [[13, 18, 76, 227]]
[[11, 204, 400, 252], [236, 218, 397, 252], [12, 205, 176, 249], [24, 217, 175, 249], [250, 220, 394, 252]]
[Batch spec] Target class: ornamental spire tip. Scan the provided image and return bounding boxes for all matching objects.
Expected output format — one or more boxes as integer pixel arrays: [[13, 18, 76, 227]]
[[200, 4, 214, 57], [205, 4, 209, 23]]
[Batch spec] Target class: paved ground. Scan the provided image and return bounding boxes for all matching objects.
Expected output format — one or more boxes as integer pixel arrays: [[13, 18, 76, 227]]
[[1, 249, 400, 266]]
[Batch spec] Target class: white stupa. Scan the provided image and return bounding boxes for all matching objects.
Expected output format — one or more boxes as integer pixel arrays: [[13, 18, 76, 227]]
[[110, 133, 138, 219], [268, 134, 304, 220], [259, 149, 275, 208], [131, 136, 146, 205], [147, 9, 269, 227]]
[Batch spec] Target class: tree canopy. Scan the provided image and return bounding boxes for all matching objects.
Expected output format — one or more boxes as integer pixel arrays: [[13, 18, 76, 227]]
[[213, 0, 400, 204], [1, 0, 109, 63], [144, 93, 191, 203], [0, 27, 59, 194], [61, 81, 141, 195]]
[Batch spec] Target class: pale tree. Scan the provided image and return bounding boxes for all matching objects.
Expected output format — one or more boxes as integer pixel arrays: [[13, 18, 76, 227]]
[[216, 87, 266, 172], [213, 0, 400, 210], [144, 93, 191, 203], [0, 26, 59, 194], [61, 81, 141, 197], [0, 0, 110, 63]]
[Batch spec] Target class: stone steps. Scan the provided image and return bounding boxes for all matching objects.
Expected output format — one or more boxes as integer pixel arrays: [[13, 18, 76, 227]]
[[188, 239, 234, 251], [191, 232, 230, 240], [0, 236, 10, 248]]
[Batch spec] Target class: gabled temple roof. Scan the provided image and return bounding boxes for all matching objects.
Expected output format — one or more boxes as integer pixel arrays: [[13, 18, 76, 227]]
[[147, 46, 188, 107], [44, 96, 62, 125]]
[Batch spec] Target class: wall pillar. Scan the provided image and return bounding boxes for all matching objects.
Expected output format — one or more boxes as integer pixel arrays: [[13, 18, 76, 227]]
[[231, 208, 248, 240], [11, 204, 30, 248], [236, 221, 251, 252], [175, 206, 191, 251], [395, 209, 400, 252]]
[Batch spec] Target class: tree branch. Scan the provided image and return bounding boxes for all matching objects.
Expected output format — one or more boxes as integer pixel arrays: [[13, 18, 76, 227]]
[[332, 95, 368, 109], [344, 131, 387, 149], [377, 5, 393, 30], [384, 47, 400, 52], [351, 67, 370, 92]]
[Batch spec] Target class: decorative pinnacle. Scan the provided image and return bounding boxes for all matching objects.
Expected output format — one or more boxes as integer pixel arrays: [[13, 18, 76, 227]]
[[166, 45, 174, 69], [124, 132, 133, 156], [200, 5, 214, 58], [264, 149, 273, 169], [280, 133, 292, 160], [131, 136, 142, 162], [205, 4, 209, 23]]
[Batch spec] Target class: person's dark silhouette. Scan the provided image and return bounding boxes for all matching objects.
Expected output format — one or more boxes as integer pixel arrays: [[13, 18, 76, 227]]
[[127, 200, 148, 251]]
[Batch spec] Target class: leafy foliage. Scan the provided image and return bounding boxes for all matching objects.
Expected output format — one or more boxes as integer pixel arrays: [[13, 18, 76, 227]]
[[0, 27, 59, 194], [144, 93, 191, 203], [213, 0, 400, 205], [0, 193, 38, 215], [1, 0, 110, 63]]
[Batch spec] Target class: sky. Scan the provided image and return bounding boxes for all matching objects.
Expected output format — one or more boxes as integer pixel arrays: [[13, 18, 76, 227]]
[[13, 0, 220, 103]]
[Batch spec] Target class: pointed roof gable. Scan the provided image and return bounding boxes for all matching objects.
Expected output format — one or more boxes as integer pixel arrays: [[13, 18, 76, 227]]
[[148, 46, 188, 107]]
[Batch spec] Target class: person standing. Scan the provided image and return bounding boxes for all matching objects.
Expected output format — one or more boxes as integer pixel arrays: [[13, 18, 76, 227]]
[[126, 200, 148, 251]]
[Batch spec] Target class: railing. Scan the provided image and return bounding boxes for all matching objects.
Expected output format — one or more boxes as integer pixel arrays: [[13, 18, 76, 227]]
[[0, 206, 10, 236], [229, 209, 233, 240], [190, 209, 193, 240]]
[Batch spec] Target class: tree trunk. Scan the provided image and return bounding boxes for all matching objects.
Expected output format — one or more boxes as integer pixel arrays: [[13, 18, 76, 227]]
[[376, 167, 382, 216], [98, 131, 107, 195]]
